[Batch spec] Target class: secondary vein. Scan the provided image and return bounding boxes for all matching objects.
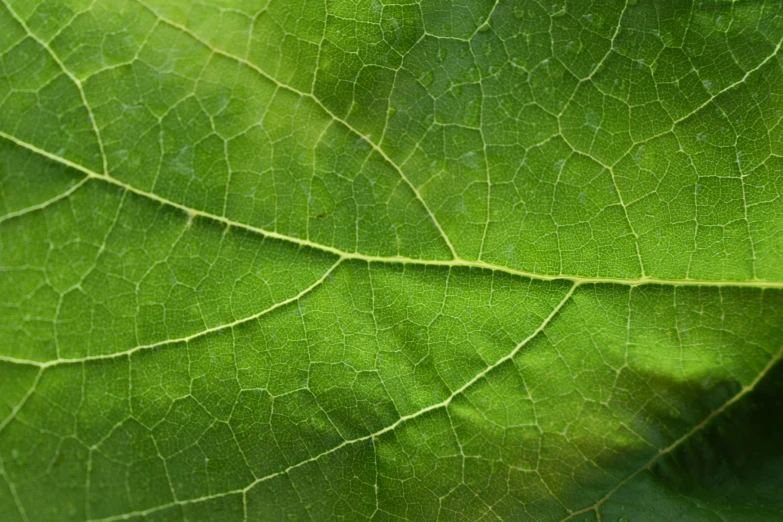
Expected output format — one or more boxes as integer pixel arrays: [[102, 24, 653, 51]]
[[561, 343, 783, 521], [133, 0, 461, 260], [85, 283, 578, 522], [0, 259, 342, 369]]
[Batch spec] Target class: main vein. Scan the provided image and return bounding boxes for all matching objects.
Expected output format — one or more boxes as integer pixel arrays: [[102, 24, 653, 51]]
[[1, 131, 782, 291]]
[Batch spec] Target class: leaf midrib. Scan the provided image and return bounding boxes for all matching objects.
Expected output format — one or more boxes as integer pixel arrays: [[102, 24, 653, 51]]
[[2, 130, 781, 292], [139, 0, 783, 288], [6, 0, 783, 292]]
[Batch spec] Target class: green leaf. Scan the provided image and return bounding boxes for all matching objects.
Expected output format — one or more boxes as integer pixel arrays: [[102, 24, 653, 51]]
[[1, 0, 782, 520]]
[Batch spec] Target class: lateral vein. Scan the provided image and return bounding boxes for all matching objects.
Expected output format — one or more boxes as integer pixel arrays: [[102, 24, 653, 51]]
[[0, 259, 342, 369], [1, 0, 109, 175], [561, 343, 783, 521], [85, 284, 578, 522], [0, 176, 89, 225], [133, 0, 460, 260]]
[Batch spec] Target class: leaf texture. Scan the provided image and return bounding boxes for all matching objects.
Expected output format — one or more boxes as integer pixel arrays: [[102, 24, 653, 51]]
[[1, 0, 782, 521]]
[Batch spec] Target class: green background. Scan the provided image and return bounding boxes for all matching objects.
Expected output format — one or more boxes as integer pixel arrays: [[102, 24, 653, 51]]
[[1, 0, 782, 520]]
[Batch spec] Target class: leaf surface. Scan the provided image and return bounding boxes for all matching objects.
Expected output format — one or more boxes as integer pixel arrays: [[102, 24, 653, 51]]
[[1, 0, 782, 520]]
